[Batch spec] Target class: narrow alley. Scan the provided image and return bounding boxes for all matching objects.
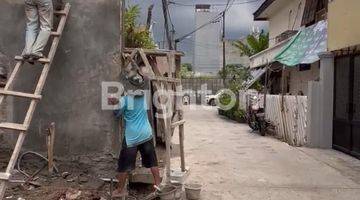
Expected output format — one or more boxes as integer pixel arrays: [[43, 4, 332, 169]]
[[174, 105, 360, 200]]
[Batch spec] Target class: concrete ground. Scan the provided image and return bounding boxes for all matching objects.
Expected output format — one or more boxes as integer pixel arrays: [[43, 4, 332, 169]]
[[171, 105, 360, 200]]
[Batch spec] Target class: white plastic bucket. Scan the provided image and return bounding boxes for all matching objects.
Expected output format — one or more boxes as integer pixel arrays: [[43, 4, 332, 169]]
[[185, 183, 202, 200]]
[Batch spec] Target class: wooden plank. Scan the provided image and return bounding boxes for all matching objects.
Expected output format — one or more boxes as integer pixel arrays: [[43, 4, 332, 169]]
[[164, 90, 172, 185], [179, 124, 186, 172], [138, 49, 155, 77], [0, 61, 23, 105], [171, 120, 185, 128], [47, 122, 55, 173], [151, 77, 181, 83], [0, 4, 71, 199], [54, 10, 67, 16], [0, 90, 42, 100], [51, 31, 61, 37], [0, 132, 26, 197], [15, 56, 50, 64], [0, 173, 10, 181], [265, 94, 308, 146], [123, 49, 138, 70], [0, 123, 27, 131], [124, 48, 184, 57]]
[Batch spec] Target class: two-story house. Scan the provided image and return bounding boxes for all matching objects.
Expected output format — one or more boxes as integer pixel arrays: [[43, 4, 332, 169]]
[[322, 0, 360, 157], [252, 0, 360, 158], [250, 0, 328, 96]]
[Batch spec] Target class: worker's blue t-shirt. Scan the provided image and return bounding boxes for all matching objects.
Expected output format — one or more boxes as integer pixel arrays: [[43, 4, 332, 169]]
[[114, 95, 153, 147]]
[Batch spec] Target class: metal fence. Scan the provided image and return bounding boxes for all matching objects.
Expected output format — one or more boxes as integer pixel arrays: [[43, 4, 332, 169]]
[[181, 78, 230, 104]]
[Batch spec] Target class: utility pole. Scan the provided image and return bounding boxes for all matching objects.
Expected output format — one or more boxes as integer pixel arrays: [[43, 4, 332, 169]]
[[120, 0, 125, 55], [222, 11, 226, 85], [146, 4, 154, 30], [162, 0, 174, 50]]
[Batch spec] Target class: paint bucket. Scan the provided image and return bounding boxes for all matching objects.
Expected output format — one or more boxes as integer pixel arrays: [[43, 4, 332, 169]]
[[185, 183, 202, 200], [157, 185, 177, 200], [172, 182, 183, 199]]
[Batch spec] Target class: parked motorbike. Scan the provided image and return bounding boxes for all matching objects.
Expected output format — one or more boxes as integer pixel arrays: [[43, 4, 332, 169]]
[[245, 95, 269, 136]]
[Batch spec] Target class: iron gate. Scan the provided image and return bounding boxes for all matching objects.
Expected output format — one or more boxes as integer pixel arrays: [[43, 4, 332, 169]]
[[333, 55, 360, 158]]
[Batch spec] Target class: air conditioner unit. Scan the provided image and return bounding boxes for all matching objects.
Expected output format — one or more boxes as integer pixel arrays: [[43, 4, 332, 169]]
[[275, 30, 298, 44]]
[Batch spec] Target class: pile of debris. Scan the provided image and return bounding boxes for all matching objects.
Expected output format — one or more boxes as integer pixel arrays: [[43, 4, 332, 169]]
[[1, 151, 153, 200]]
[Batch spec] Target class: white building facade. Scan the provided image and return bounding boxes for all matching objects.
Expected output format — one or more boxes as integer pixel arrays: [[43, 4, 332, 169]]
[[193, 4, 222, 76]]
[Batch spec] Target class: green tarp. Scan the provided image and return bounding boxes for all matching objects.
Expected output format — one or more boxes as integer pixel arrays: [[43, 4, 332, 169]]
[[274, 20, 327, 66]]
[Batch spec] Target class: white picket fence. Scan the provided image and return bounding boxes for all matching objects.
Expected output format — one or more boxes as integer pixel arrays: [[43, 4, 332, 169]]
[[265, 95, 308, 146]]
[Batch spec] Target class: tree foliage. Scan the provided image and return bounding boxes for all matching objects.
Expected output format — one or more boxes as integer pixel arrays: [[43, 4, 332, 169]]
[[180, 63, 194, 78], [218, 64, 251, 91], [125, 5, 156, 49], [232, 31, 269, 57]]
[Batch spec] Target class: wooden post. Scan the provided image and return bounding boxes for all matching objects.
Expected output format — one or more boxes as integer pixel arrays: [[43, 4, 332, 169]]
[[120, 0, 125, 52], [47, 122, 55, 173], [179, 123, 185, 172], [161, 0, 174, 50], [280, 65, 288, 142], [222, 11, 226, 86], [164, 83, 172, 185], [146, 4, 154, 30], [280, 65, 286, 111], [263, 64, 270, 112]]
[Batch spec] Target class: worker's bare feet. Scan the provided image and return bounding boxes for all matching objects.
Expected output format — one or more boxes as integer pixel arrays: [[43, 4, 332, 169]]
[[111, 189, 128, 198]]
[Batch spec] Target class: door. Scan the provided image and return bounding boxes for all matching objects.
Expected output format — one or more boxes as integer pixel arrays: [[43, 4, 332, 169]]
[[352, 56, 360, 156], [333, 55, 360, 158], [333, 57, 352, 153]]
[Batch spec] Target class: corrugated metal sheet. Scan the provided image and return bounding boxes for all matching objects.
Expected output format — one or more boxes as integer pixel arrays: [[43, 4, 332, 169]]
[[265, 95, 308, 146]]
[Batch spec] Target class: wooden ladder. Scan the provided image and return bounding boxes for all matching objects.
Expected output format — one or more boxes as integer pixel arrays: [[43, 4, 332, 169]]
[[0, 4, 71, 199]]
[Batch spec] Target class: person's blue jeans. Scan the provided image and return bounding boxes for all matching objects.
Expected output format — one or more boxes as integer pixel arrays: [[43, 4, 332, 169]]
[[23, 0, 53, 57]]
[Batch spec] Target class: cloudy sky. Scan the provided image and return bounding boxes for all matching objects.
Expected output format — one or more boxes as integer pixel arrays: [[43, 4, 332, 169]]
[[127, 0, 268, 62]]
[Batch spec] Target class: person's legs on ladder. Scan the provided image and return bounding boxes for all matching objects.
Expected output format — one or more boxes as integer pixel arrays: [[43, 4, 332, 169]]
[[30, 0, 53, 60], [23, 0, 38, 59]]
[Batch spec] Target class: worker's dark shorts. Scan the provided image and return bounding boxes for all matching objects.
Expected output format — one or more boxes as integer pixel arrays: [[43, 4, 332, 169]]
[[118, 139, 158, 173]]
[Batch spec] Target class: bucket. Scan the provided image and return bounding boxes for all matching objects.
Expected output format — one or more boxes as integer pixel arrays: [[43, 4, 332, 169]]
[[172, 183, 183, 199], [157, 185, 177, 200], [185, 183, 202, 200]]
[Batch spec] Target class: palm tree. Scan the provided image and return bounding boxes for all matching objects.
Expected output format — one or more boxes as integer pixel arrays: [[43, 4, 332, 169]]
[[233, 31, 269, 57]]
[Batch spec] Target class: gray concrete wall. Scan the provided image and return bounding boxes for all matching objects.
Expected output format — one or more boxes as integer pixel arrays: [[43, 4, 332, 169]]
[[0, 0, 122, 155], [306, 52, 334, 148]]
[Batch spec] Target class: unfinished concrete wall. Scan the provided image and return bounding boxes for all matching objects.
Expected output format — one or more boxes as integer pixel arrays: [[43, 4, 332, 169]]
[[0, 0, 121, 156], [0, 46, 13, 148]]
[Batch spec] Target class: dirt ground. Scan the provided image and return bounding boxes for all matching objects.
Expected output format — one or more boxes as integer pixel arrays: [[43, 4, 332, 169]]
[[0, 147, 157, 200], [171, 105, 360, 200], [2, 105, 360, 200]]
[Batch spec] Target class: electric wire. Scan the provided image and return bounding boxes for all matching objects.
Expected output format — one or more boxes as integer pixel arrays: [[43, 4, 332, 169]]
[[169, 0, 261, 7]]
